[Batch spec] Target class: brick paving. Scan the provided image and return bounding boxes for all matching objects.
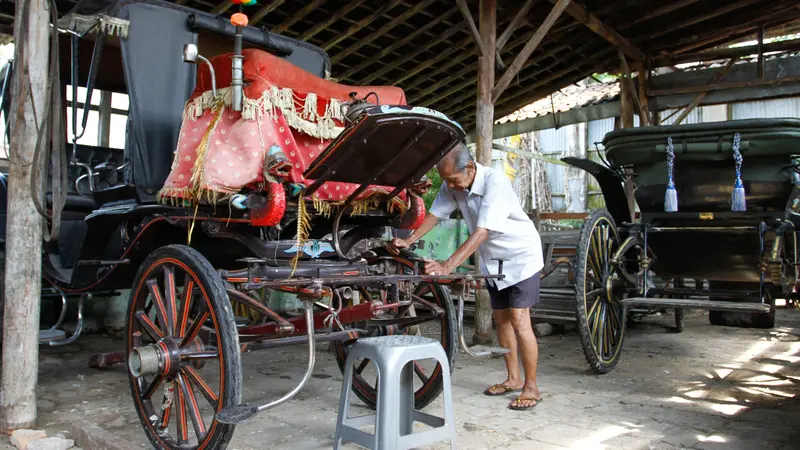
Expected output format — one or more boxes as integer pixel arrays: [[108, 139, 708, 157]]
[[4, 306, 800, 449]]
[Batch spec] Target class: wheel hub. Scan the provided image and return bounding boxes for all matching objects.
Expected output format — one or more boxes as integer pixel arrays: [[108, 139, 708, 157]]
[[128, 339, 182, 377]]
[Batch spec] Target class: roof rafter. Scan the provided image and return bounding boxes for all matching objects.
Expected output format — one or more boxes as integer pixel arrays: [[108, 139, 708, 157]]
[[552, 0, 644, 61]]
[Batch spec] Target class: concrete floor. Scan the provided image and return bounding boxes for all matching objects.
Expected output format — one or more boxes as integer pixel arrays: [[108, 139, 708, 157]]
[[5, 306, 800, 450]]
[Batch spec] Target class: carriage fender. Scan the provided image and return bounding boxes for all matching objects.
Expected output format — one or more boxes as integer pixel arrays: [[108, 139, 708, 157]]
[[560, 157, 631, 226]]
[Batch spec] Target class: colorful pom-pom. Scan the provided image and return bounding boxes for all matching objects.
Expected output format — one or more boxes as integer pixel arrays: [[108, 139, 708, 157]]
[[230, 12, 249, 27], [242, 0, 257, 5]]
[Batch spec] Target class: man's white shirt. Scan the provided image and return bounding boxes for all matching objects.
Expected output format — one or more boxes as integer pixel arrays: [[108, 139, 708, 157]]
[[429, 162, 544, 290]]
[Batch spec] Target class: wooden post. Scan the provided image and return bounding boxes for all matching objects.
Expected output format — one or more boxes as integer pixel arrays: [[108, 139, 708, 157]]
[[637, 64, 651, 126], [618, 63, 636, 222], [473, 0, 496, 346], [1, 0, 49, 431]]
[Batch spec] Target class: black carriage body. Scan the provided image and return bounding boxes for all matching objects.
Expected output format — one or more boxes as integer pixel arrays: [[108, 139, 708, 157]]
[[0, 0, 465, 293]]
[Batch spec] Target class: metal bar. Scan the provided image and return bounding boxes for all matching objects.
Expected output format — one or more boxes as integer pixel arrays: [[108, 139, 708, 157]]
[[620, 297, 771, 313], [646, 288, 757, 298], [648, 226, 757, 232], [492, 0, 570, 103], [241, 329, 364, 352], [226, 289, 294, 335], [244, 273, 505, 289]]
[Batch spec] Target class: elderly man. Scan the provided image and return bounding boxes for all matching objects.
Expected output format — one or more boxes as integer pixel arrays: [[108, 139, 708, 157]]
[[389, 143, 544, 411]]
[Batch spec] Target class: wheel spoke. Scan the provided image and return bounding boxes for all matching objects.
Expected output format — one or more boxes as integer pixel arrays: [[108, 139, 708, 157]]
[[174, 379, 189, 445], [136, 311, 164, 341], [586, 288, 604, 300], [413, 362, 429, 385], [597, 303, 607, 357], [180, 311, 210, 348], [591, 301, 602, 350], [142, 374, 165, 400], [355, 359, 370, 375], [182, 366, 219, 409], [179, 275, 195, 337], [164, 266, 178, 335], [147, 279, 170, 334], [586, 294, 602, 324], [178, 373, 207, 441]]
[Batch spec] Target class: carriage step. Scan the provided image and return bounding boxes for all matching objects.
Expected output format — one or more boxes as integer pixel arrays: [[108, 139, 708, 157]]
[[77, 259, 131, 267], [464, 345, 510, 357], [39, 329, 66, 343], [621, 298, 771, 313]]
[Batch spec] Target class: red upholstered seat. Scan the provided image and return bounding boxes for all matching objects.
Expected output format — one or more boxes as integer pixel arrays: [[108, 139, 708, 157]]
[[192, 48, 407, 107], [159, 48, 414, 212]]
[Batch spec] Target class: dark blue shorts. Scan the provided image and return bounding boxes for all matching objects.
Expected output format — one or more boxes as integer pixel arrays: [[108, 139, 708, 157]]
[[486, 272, 541, 310]]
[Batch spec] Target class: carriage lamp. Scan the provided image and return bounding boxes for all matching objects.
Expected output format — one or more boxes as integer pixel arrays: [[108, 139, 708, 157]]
[[182, 43, 217, 97]]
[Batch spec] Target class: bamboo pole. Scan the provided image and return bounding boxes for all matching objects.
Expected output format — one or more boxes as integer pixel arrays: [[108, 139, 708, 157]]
[[473, 0, 496, 347], [1, 0, 49, 431]]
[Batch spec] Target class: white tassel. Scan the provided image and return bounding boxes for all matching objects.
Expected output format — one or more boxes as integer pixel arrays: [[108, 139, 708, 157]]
[[303, 93, 318, 120]]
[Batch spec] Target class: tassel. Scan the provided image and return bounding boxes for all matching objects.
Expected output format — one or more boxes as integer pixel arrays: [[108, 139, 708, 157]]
[[731, 132, 746, 211], [664, 136, 678, 212]]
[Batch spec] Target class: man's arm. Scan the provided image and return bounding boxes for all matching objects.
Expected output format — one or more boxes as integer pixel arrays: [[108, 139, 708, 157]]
[[388, 213, 439, 255]]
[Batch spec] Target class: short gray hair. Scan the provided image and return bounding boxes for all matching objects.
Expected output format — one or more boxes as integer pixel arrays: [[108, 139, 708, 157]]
[[437, 142, 474, 173]]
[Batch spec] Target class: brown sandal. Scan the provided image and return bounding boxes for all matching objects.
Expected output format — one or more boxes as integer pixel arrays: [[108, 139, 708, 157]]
[[483, 384, 518, 396], [508, 395, 542, 411]]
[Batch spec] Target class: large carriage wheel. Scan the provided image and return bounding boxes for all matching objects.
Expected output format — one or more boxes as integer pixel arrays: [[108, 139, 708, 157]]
[[126, 245, 242, 450], [575, 209, 629, 374], [332, 248, 457, 410]]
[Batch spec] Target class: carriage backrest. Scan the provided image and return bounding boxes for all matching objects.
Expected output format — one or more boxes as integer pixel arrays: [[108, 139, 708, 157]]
[[60, 0, 332, 202]]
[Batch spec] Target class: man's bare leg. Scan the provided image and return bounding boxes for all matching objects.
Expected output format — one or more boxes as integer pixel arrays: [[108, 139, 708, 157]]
[[485, 308, 524, 394], [508, 307, 541, 408]]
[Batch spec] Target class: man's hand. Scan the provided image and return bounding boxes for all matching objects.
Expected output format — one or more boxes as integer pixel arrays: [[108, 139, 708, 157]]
[[424, 259, 453, 276], [388, 237, 409, 255]]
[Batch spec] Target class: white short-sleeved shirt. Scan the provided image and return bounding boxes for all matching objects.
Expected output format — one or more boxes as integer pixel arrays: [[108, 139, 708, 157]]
[[429, 162, 544, 290]]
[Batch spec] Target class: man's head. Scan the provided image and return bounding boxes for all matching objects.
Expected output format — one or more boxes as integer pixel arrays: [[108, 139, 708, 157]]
[[436, 142, 476, 191]]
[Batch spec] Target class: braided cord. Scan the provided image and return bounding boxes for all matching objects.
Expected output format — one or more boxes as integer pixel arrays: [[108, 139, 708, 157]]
[[666, 136, 676, 187], [732, 132, 743, 182]]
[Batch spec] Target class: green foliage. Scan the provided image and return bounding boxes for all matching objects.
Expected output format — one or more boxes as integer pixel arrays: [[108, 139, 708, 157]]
[[422, 167, 442, 210]]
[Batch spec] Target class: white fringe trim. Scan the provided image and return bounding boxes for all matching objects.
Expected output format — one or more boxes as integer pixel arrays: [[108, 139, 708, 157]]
[[183, 86, 346, 141], [58, 14, 129, 39]]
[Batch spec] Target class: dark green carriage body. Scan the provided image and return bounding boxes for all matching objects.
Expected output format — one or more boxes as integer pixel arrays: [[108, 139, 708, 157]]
[[600, 119, 800, 283]]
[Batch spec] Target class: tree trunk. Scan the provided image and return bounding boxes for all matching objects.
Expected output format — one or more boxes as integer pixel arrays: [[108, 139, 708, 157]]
[[1, 0, 49, 432], [472, 0, 496, 346]]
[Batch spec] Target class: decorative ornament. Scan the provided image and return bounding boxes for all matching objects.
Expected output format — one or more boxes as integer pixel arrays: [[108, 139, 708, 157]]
[[664, 136, 678, 212], [230, 12, 249, 27], [731, 132, 747, 212], [242, 0, 258, 6]]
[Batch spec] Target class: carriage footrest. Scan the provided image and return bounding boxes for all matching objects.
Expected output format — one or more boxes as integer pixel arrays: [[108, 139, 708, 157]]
[[39, 329, 66, 343], [621, 298, 771, 313]]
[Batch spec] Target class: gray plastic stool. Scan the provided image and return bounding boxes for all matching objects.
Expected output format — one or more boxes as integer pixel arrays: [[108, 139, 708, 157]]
[[334, 335, 456, 450]]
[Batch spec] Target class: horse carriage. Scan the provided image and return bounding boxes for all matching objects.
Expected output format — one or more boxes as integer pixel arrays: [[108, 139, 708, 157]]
[[0, 0, 509, 448], [563, 118, 800, 374]]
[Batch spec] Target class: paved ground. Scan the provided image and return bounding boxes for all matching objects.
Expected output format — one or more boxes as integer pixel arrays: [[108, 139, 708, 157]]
[[3, 305, 800, 450]]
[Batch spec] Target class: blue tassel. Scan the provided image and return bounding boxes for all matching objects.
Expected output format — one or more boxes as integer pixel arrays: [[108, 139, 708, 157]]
[[664, 136, 678, 212], [665, 180, 678, 212], [730, 132, 746, 212]]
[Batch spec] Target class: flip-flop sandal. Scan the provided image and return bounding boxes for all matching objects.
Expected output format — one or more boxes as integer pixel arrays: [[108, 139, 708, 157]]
[[508, 395, 543, 411], [483, 384, 518, 396]]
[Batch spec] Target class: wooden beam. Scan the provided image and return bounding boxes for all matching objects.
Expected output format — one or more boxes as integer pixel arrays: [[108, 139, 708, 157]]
[[653, 37, 800, 67], [643, 0, 766, 42], [321, 0, 401, 52], [249, 0, 285, 26], [496, 0, 537, 51], [757, 23, 764, 79], [299, 0, 365, 42], [2, 0, 48, 431], [357, 26, 466, 85], [492, 0, 570, 103], [473, 0, 497, 347], [618, 50, 649, 126], [619, 0, 703, 30], [337, 8, 458, 81], [210, 0, 233, 16], [638, 64, 651, 125], [331, 0, 437, 65], [457, 0, 485, 56], [555, 0, 644, 61], [272, 0, 328, 34], [672, 57, 738, 125]]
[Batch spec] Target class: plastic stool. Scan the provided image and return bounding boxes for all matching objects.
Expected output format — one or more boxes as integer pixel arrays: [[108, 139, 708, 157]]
[[334, 335, 456, 450]]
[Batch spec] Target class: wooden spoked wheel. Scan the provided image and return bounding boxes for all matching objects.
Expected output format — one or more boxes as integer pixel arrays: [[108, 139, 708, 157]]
[[574, 209, 629, 374], [332, 248, 457, 410], [126, 245, 241, 450]]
